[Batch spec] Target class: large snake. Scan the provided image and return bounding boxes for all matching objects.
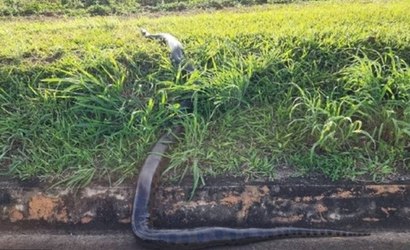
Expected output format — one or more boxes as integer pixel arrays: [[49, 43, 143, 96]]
[[132, 29, 369, 249]]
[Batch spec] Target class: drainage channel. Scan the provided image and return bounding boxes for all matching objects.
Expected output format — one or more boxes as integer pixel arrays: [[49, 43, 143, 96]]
[[1, 131, 410, 246]]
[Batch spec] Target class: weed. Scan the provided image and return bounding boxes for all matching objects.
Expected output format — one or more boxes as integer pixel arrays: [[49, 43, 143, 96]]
[[1, 0, 409, 187]]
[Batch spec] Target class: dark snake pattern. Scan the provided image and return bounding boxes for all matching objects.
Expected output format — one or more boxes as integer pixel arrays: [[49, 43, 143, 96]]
[[132, 29, 370, 249]]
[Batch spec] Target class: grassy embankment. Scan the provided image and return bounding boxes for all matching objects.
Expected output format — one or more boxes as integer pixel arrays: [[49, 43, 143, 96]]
[[0, 0, 409, 188], [0, 0, 298, 16]]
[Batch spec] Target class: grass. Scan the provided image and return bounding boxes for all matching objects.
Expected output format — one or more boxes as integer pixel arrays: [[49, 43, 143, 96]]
[[0, 0, 409, 188], [0, 0, 307, 16]]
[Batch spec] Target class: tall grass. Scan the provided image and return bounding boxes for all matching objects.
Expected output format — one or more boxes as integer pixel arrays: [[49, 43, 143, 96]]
[[0, 0, 311, 16], [0, 0, 409, 187], [0, 54, 181, 185]]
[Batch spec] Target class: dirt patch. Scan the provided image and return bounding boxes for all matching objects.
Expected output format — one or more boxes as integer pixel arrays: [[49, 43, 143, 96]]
[[315, 203, 328, 213], [271, 215, 304, 224], [81, 215, 93, 224], [237, 185, 270, 222], [367, 185, 406, 196], [28, 195, 67, 222], [220, 194, 241, 206], [9, 209, 24, 222], [331, 189, 354, 199]]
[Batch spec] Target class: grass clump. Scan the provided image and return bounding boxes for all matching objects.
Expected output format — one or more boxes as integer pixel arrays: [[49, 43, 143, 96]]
[[0, 0, 409, 188], [0, 0, 318, 16], [0, 57, 179, 186]]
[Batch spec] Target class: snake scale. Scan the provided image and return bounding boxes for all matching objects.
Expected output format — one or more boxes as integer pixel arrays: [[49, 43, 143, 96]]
[[132, 28, 369, 249]]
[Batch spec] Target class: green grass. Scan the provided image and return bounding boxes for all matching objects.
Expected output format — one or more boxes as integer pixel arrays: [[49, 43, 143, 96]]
[[0, 0, 409, 188], [0, 0, 307, 16]]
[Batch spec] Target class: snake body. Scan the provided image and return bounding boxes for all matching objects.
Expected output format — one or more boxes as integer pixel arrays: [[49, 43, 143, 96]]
[[132, 29, 369, 248], [140, 28, 194, 73]]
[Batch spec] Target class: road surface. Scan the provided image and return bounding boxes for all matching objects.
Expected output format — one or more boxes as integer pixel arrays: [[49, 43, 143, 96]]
[[0, 230, 409, 250]]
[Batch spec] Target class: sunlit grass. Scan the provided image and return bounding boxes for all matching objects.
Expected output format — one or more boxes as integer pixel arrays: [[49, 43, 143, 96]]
[[0, 0, 409, 187]]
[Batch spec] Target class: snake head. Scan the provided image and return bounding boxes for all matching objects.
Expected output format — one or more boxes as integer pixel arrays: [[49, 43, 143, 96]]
[[140, 28, 149, 37]]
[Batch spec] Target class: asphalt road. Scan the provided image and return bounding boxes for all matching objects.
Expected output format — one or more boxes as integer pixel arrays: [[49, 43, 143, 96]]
[[0, 230, 409, 250]]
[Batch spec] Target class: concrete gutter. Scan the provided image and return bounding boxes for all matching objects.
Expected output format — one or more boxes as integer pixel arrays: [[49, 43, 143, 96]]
[[1, 177, 410, 232], [152, 181, 410, 230], [0, 179, 133, 227], [1, 131, 409, 233]]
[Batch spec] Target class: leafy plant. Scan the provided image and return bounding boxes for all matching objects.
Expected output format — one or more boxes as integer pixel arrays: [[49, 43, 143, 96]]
[[1, 0, 409, 187]]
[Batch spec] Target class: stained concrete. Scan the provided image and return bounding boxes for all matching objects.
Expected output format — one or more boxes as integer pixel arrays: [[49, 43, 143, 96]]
[[0, 181, 134, 226], [152, 182, 410, 231], [1, 132, 410, 248], [1, 180, 410, 232], [1, 130, 409, 247]]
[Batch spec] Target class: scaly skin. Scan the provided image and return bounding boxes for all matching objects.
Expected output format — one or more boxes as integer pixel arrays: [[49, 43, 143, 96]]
[[140, 28, 194, 72], [135, 30, 369, 248], [131, 129, 369, 249]]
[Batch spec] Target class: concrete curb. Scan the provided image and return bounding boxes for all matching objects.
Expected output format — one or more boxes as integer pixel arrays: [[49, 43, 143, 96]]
[[0, 180, 134, 227], [0, 130, 409, 232], [152, 182, 410, 231], [1, 179, 410, 231]]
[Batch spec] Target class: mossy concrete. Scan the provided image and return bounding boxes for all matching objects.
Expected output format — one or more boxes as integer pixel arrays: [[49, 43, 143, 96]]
[[0, 179, 133, 227], [1, 177, 409, 232]]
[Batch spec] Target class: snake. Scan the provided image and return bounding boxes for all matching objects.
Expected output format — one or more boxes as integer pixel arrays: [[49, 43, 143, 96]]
[[132, 28, 370, 249], [140, 28, 194, 73]]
